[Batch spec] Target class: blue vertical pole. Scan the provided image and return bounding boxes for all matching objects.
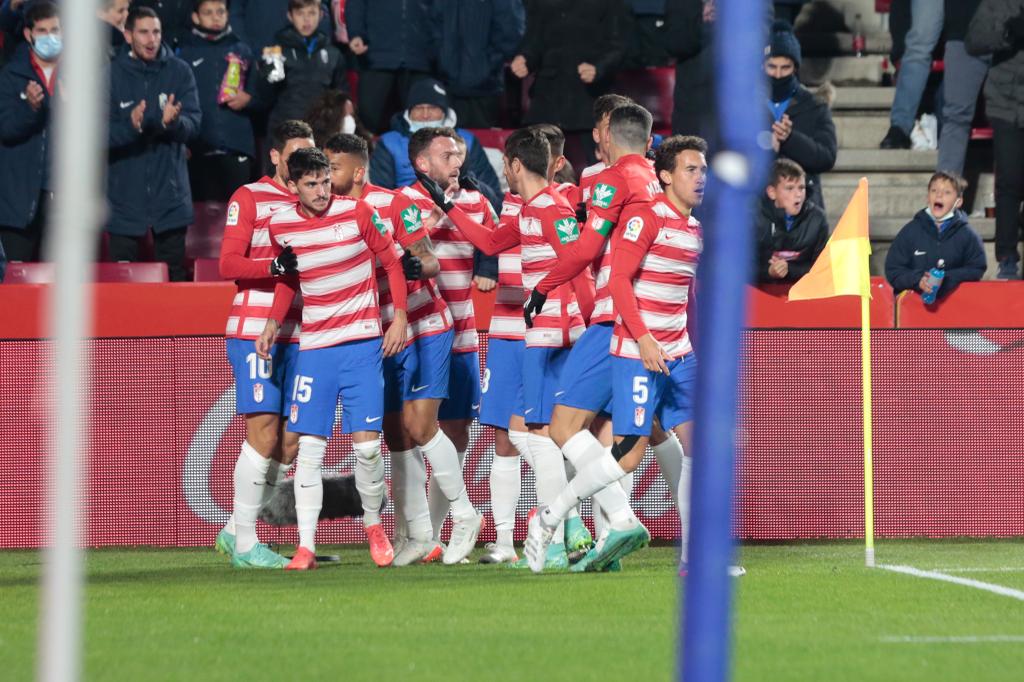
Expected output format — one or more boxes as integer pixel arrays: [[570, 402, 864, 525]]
[[680, 0, 768, 680]]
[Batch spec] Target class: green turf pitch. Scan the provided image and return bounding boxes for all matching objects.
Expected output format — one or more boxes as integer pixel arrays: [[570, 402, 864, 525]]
[[1, 541, 1022, 681]]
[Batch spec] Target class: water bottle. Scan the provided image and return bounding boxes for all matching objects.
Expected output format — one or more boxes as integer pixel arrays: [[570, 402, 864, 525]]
[[852, 14, 866, 58], [921, 259, 945, 305]]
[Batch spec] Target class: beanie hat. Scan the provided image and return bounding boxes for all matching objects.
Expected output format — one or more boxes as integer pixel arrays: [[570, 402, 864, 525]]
[[766, 20, 801, 68], [407, 78, 450, 110]]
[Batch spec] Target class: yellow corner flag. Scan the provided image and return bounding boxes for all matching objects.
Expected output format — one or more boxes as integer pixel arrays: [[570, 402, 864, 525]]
[[786, 178, 876, 568], [788, 177, 871, 301]]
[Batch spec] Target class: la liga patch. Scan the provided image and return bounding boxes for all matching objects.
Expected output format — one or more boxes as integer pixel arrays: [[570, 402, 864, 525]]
[[226, 201, 240, 226], [624, 216, 644, 242]]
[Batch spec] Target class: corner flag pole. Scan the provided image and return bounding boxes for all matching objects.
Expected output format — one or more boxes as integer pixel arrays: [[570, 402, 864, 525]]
[[862, 296, 875, 567]]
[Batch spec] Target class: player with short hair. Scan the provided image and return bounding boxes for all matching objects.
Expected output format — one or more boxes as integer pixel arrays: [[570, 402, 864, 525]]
[[525, 135, 708, 573], [255, 147, 408, 570], [216, 120, 314, 569], [577, 94, 635, 206]]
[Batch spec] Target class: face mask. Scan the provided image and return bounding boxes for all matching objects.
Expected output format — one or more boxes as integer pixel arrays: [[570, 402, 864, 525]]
[[931, 200, 961, 223], [32, 34, 62, 61], [341, 115, 356, 135], [407, 118, 443, 133], [769, 74, 796, 102]]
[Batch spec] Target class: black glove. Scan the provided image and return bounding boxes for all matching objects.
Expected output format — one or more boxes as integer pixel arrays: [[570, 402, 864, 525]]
[[458, 173, 482, 193], [415, 170, 455, 213], [270, 245, 298, 276], [523, 289, 547, 328], [1006, 12, 1024, 43], [575, 202, 588, 225], [401, 251, 423, 280]]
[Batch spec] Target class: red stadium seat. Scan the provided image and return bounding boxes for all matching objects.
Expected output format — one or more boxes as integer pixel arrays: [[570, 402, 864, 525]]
[[192, 257, 222, 282], [95, 262, 169, 283], [186, 201, 228, 260], [612, 67, 676, 133], [467, 128, 515, 151], [3, 262, 55, 284]]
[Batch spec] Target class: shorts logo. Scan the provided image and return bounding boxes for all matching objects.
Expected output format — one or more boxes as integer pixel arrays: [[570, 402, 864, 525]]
[[226, 201, 240, 226], [591, 183, 617, 209], [554, 217, 580, 244], [371, 212, 388, 236], [634, 406, 646, 427], [289, 404, 299, 424], [624, 216, 644, 242], [253, 383, 264, 403], [401, 206, 423, 233]]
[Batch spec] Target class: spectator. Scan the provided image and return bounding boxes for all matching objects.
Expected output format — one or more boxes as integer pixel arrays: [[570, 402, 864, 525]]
[[260, 0, 346, 142], [107, 7, 201, 281], [0, 0, 27, 64], [763, 20, 836, 212], [346, 0, 434, 134], [885, 171, 986, 298], [622, 1, 672, 68], [179, 0, 262, 202], [0, 0, 59, 263], [511, 0, 630, 163], [879, 1, 944, 149], [937, 0, 988, 175], [229, 0, 332, 55], [98, 0, 130, 59], [304, 89, 373, 151], [966, 0, 1024, 280], [134, 0, 194, 49], [432, 0, 525, 129], [664, 0, 714, 141], [754, 159, 827, 284], [369, 77, 502, 209]]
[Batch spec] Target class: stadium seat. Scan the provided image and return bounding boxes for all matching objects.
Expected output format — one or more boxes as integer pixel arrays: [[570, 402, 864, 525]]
[[3, 262, 55, 284], [192, 257, 222, 282], [186, 201, 228, 260], [95, 262, 169, 283], [612, 67, 676, 133], [467, 128, 515, 151]]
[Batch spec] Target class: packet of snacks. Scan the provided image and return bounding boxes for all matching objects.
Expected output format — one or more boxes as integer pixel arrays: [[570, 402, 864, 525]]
[[262, 45, 285, 83], [217, 53, 248, 104]]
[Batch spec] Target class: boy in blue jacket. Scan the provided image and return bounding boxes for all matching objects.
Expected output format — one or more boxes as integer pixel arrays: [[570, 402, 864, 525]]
[[885, 171, 987, 300]]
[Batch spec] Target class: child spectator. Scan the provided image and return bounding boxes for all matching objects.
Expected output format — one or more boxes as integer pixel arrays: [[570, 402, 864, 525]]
[[885, 171, 986, 300], [179, 0, 263, 201], [98, 0, 130, 59], [754, 159, 828, 284]]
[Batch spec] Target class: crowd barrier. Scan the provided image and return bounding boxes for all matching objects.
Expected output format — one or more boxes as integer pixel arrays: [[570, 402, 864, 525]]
[[3, 279, 1024, 548]]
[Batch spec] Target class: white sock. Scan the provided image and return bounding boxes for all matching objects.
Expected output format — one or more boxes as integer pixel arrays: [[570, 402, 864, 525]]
[[680, 455, 692, 563], [294, 435, 326, 552], [427, 449, 466, 541], [509, 430, 532, 468], [421, 430, 474, 521], [560, 430, 607, 536], [619, 471, 634, 500], [545, 439, 634, 531], [490, 454, 520, 548], [353, 439, 385, 527], [652, 432, 688, 561], [528, 434, 567, 544], [233, 441, 271, 554], [263, 460, 292, 506], [391, 448, 431, 540]]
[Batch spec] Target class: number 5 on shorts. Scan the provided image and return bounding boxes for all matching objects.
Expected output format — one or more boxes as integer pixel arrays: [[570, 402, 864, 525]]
[[632, 376, 648, 404], [292, 375, 313, 403]]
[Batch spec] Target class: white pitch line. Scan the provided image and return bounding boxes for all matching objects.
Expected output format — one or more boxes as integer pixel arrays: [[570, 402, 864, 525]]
[[880, 636, 1024, 644], [878, 564, 1024, 602], [928, 567, 1024, 574]]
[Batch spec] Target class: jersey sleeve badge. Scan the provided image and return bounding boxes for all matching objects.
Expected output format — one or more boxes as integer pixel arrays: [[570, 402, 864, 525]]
[[226, 201, 240, 226], [591, 183, 617, 209], [400, 205, 423, 234], [371, 212, 389, 236], [624, 216, 644, 242], [554, 217, 580, 244]]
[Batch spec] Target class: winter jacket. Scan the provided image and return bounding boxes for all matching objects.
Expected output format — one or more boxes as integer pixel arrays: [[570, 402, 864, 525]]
[[765, 84, 837, 212], [0, 44, 55, 230], [177, 28, 262, 158], [261, 26, 347, 133], [519, 0, 631, 131], [884, 209, 986, 299], [966, 0, 1024, 126], [134, 0, 194, 49], [0, 238, 6, 282], [369, 110, 503, 211], [664, 0, 715, 140], [433, 0, 525, 98], [754, 196, 829, 284], [107, 45, 201, 236], [229, 0, 333, 54], [345, 0, 435, 72], [946, 0, 983, 42]]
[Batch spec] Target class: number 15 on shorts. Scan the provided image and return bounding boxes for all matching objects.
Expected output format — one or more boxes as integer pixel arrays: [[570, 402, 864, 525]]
[[292, 375, 313, 403]]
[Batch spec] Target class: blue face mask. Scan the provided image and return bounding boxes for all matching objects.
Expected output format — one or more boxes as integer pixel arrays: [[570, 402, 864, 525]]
[[32, 34, 62, 61], [407, 118, 443, 134]]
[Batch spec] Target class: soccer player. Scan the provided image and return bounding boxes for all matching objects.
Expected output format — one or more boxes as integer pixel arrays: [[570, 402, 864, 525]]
[[323, 134, 484, 567], [255, 147, 408, 570], [525, 135, 707, 573], [402, 127, 492, 558], [418, 127, 588, 570], [217, 120, 314, 569], [577, 94, 634, 207]]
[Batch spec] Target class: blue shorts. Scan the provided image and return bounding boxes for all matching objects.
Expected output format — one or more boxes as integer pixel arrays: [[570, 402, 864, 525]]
[[555, 323, 613, 414], [522, 346, 570, 426], [226, 338, 300, 416], [286, 337, 384, 437], [383, 329, 453, 413], [479, 338, 525, 430], [611, 352, 697, 436], [438, 350, 481, 421]]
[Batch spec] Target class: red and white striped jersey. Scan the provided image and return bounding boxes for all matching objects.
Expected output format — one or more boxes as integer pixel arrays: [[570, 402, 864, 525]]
[[361, 183, 453, 344], [402, 182, 498, 353], [585, 154, 663, 325], [578, 161, 606, 205], [490, 192, 527, 341], [266, 196, 401, 351], [610, 197, 702, 360], [221, 176, 302, 343]]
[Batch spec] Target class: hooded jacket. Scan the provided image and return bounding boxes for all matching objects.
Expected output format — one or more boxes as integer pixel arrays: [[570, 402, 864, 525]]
[[966, 0, 1024, 126], [765, 83, 837, 212], [262, 25, 347, 133], [754, 195, 829, 284], [0, 43, 55, 230], [884, 208, 987, 299], [107, 44, 201, 235]]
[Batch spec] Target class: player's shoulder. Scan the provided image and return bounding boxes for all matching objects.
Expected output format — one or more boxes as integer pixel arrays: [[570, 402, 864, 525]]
[[400, 183, 429, 204], [580, 162, 606, 182], [361, 183, 398, 210], [454, 187, 486, 209], [501, 192, 524, 217]]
